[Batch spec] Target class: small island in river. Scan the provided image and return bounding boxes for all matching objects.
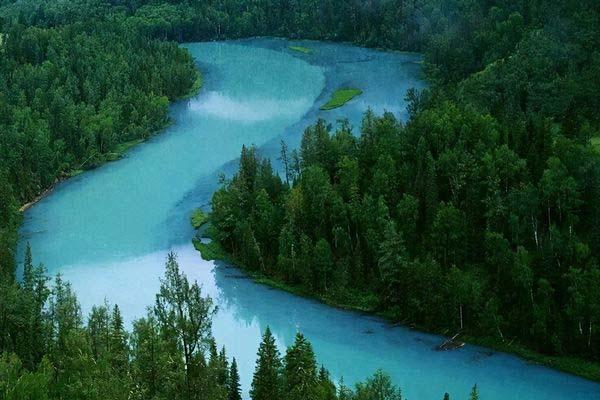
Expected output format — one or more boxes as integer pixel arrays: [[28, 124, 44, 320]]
[[320, 88, 363, 110]]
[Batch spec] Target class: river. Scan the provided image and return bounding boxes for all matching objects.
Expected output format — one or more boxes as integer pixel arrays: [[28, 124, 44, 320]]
[[17, 38, 599, 399]]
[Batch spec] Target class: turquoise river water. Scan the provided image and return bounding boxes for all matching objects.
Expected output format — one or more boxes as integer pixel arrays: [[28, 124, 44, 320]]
[[17, 38, 600, 399]]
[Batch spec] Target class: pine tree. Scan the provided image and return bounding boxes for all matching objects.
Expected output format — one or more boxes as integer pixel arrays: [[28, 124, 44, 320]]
[[110, 304, 128, 373], [317, 365, 337, 400], [218, 346, 229, 387], [469, 384, 479, 400], [251, 327, 282, 400], [228, 358, 242, 400], [284, 332, 319, 400]]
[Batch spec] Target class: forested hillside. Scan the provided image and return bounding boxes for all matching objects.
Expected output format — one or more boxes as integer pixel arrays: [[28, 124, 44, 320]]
[[0, 0, 431, 279], [208, 0, 600, 367], [0, 3, 200, 278]]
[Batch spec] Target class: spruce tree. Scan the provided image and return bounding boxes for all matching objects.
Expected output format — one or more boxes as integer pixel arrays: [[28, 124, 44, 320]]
[[317, 365, 337, 400], [250, 327, 282, 400], [110, 304, 128, 373], [283, 332, 319, 400], [469, 384, 479, 400], [228, 358, 242, 400], [218, 346, 229, 387]]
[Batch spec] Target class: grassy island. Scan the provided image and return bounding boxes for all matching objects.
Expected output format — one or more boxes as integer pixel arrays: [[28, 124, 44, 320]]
[[289, 45, 312, 54], [190, 208, 209, 229], [320, 88, 363, 110]]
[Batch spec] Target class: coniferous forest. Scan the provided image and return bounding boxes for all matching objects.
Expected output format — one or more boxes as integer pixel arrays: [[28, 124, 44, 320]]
[[1, 0, 600, 398], [208, 0, 600, 365]]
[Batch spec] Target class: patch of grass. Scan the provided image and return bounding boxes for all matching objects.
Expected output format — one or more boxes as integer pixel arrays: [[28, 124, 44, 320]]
[[190, 208, 209, 229], [591, 136, 600, 153], [289, 45, 312, 54], [66, 169, 84, 178], [192, 237, 232, 263], [320, 88, 363, 110], [181, 70, 203, 99], [106, 138, 145, 161]]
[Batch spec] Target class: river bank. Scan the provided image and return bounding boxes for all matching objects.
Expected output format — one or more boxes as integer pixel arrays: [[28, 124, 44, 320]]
[[17, 69, 203, 214], [192, 219, 600, 384]]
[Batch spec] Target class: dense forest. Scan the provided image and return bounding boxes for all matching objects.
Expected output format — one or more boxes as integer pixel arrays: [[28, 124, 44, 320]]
[[207, 0, 600, 365], [1, 0, 599, 397], [0, 0, 441, 280], [5, 249, 461, 399]]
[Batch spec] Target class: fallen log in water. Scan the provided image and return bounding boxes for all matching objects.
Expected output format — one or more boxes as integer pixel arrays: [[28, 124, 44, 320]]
[[436, 333, 465, 351]]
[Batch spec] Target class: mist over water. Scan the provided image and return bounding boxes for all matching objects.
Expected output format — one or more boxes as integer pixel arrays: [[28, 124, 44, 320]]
[[17, 39, 599, 399], [189, 92, 312, 123]]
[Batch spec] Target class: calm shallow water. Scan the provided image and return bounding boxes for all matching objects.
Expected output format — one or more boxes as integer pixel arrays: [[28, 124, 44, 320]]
[[18, 38, 599, 399]]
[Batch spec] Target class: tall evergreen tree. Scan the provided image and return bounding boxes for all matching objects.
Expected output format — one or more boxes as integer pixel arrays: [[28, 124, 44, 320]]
[[228, 358, 242, 400], [469, 384, 479, 400], [109, 304, 128, 373], [284, 332, 319, 400], [251, 327, 282, 400]]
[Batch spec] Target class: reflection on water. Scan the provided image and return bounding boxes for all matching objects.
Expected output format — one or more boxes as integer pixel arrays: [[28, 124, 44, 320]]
[[17, 39, 599, 399]]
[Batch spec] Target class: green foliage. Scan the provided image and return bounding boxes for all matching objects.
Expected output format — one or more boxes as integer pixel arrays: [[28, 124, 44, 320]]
[[251, 327, 282, 400], [289, 45, 312, 54], [592, 137, 600, 153], [190, 209, 209, 229], [212, 99, 600, 367], [0, 3, 201, 279], [320, 89, 363, 111], [284, 333, 320, 400], [207, 0, 600, 370], [0, 251, 233, 400], [228, 358, 241, 400], [353, 370, 402, 400], [192, 236, 231, 263], [1, 246, 464, 399], [1, 0, 600, 394], [469, 385, 479, 400], [154, 252, 216, 399]]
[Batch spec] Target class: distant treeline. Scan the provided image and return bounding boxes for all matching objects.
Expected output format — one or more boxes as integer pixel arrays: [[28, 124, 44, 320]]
[[1, 0, 429, 50], [208, 0, 600, 365]]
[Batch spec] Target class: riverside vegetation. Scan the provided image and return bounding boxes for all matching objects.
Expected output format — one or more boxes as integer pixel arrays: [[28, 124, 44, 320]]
[[0, 0, 599, 397], [203, 0, 600, 381], [3, 247, 470, 399], [320, 89, 363, 111]]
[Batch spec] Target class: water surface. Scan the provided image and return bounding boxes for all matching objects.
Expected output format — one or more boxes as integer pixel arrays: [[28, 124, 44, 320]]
[[18, 38, 598, 399]]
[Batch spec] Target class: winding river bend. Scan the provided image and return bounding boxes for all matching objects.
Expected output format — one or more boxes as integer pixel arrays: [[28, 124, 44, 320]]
[[18, 38, 599, 399]]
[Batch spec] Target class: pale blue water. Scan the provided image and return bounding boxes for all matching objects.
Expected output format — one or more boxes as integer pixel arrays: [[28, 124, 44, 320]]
[[17, 38, 599, 399]]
